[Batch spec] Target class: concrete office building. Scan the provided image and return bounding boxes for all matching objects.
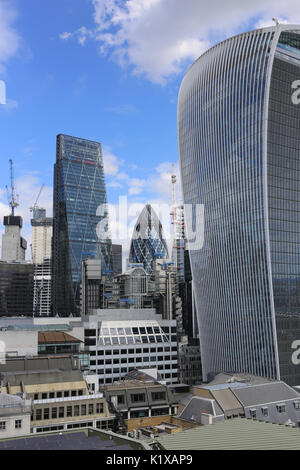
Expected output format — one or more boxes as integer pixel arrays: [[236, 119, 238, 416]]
[[0, 261, 34, 317], [0, 394, 31, 439], [31, 209, 53, 317], [178, 24, 300, 385], [1, 216, 27, 262], [83, 309, 178, 386]]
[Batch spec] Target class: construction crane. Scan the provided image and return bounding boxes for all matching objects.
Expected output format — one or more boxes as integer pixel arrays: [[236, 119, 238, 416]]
[[5, 159, 19, 216], [30, 184, 44, 214]]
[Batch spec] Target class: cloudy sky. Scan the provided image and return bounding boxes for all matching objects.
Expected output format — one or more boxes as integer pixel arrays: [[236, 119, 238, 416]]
[[1, 0, 300, 261]]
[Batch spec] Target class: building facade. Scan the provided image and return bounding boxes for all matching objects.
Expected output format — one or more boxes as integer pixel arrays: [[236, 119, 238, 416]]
[[112, 244, 122, 276], [83, 310, 178, 386], [178, 24, 300, 385], [31, 209, 53, 317], [52, 134, 113, 316], [1, 216, 27, 262], [0, 261, 34, 316]]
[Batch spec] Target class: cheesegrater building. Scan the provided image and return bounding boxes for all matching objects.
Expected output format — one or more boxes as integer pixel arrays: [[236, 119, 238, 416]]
[[53, 134, 112, 316], [178, 24, 300, 385]]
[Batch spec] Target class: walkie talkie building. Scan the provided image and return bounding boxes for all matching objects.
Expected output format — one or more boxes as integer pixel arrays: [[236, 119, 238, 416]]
[[178, 25, 300, 385]]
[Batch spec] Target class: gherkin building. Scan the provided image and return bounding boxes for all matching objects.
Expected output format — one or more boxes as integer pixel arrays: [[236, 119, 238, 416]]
[[129, 205, 169, 275]]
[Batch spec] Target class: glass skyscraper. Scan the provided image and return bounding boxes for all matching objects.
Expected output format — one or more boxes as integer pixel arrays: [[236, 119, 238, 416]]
[[53, 134, 112, 316], [129, 205, 169, 275], [178, 24, 300, 385]]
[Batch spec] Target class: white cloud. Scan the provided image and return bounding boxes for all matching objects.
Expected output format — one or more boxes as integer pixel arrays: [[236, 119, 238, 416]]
[[61, 0, 300, 84], [102, 146, 124, 176], [0, 1, 20, 73]]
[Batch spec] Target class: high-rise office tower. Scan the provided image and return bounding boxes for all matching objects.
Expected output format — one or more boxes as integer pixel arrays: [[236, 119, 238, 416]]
[[53, 134, 113, 316], [31, 208, 53, 317], [178, 24, 300, 385], [129, 205, 169, 275], [0, 261, 34, 316], [112, 244, 122, 276], [1, 216, 27, 262]]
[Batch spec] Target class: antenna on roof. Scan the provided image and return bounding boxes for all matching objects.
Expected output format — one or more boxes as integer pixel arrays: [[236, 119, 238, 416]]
[[272, 18, 279, 26]]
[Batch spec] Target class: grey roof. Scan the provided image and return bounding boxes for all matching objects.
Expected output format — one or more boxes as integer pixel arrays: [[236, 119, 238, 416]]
[[155, 418, 300, 450], [0, 430, 147, 450], [232, 381, 300, 407], [179, 396, 224, 424], [207, 372, 275, 386], [3, 369, 84, 387], [0, 394, 23, 407], [174, 393, 193, 406], [211, 389, 244, 415]]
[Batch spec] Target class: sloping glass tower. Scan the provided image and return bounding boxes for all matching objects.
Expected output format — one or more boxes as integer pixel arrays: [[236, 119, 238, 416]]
[[178, 24, 300, 385], [129, 205, 169, 275], [53, 134, 112, 316]]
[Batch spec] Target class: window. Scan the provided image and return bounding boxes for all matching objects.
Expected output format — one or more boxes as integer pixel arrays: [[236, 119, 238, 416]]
[[0, 422, 6, 430], [52, 408, 57, 419], [67, 406, 73, 417], [249, 409, 256, 418], [81, 405, 87, 416], [59, 407, 64, 418], [294, 402, 300, 410], [56, 392, 62, 398], [34, 394, 39, 400], [85, 329, 96, 337], [49, 393, 55, 399], [96, 403, 104, 413], [131, 393, 145, 403], [43, 409, 50, 420], [261, 407, 268, 417], [89, 404, 94, 415], [42, 393, 47, 400], [36, 409, 42, 421], [117, 395, 125, 405], [152, 391, 166, 401], [15, 420, 22, 429], [277, 404, 286, 413]]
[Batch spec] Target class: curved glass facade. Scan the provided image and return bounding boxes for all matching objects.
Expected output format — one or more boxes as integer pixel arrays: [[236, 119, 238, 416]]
[[53, 134, 112, 316], [129, 205, 169, 275], [179, 25, 300, 385]]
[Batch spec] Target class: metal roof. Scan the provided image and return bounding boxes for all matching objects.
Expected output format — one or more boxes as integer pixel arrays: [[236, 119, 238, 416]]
[[179, 396, 224, 424], [232, 381, 300, 407], [211, 389, 244, 415], [156, 418, 300, 450], [38, 331, 82, 344]]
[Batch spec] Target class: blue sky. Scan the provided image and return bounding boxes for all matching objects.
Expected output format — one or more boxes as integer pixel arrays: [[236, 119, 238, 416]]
[[0, 0, 299, 258]]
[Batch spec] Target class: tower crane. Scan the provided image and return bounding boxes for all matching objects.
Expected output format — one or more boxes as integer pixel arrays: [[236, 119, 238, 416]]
[[30, 184, 44, 214], [5, 159, 19, 216]]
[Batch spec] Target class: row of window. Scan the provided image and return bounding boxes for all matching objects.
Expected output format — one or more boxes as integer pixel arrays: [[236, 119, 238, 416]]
[[33, 402, 104, 421], [85, 327, 177, 336], [0, 420, 22, 430], [249, 401, 300, 418], [89, 346, 178, 356], [91, 355, 177, 365], [95, 365, 177, 375], [33, 390, 85, 401]]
